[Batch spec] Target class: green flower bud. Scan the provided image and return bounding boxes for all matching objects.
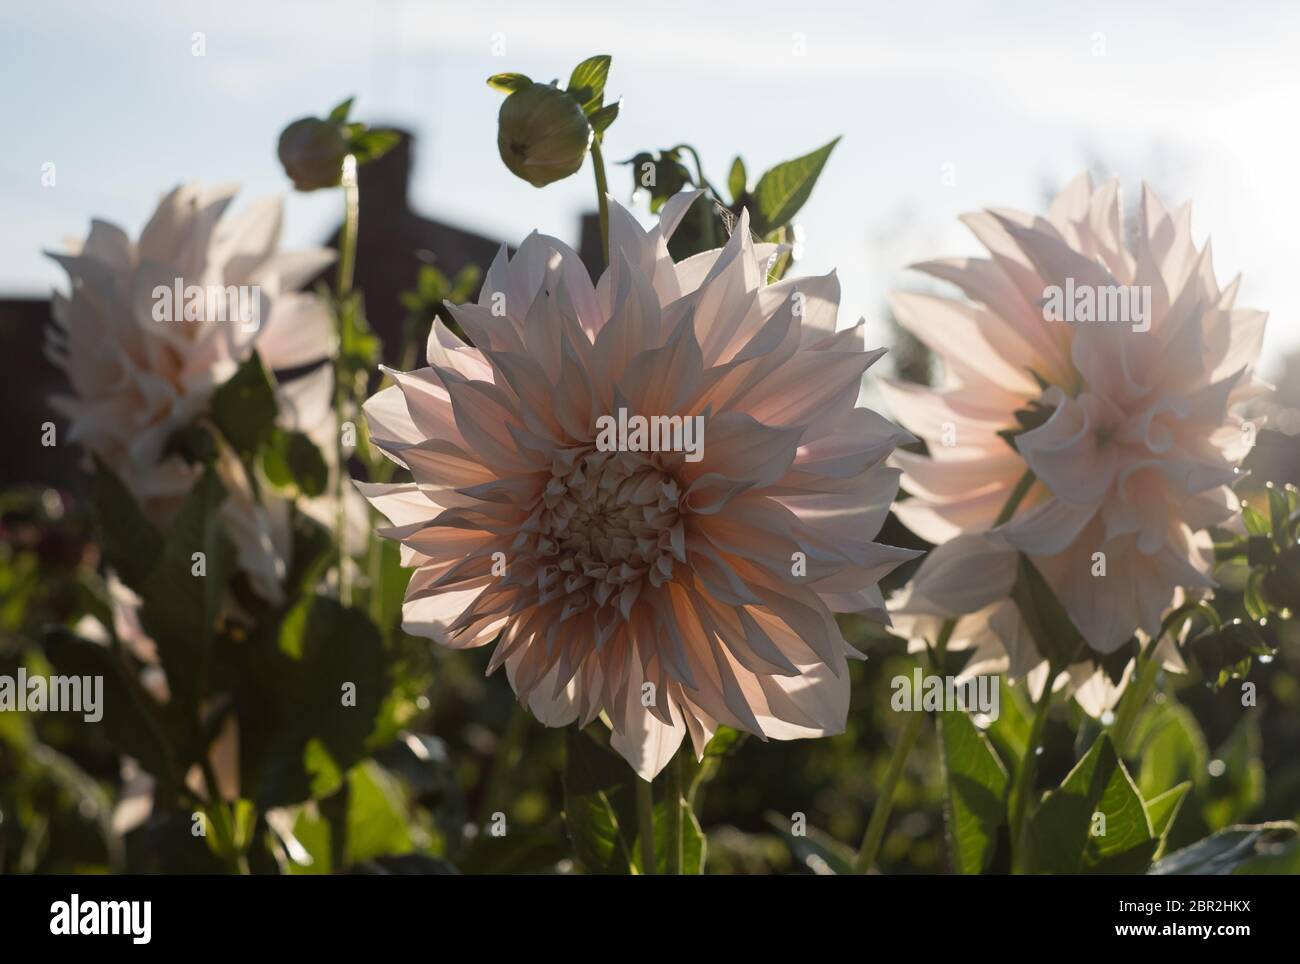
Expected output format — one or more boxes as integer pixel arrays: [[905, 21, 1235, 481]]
[[497, 83, 592, 188], [277, 117, 349, 192]]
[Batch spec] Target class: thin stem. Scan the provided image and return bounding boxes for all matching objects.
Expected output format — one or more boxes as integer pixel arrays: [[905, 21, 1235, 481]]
[[852, 470, 1034, 874], [931, 617, 956, 667], [333, 155, 359, 606], [994, 469, 1036, 527], [336, 155, 359, 294], [853, 708, 924, 874], [367, 533, 383, 625], [1009, 673, 1055, 872], [590, 139, 611, 268], [479, 703, 529, 824], [670, 143, 719, 198], [636, 777, 656, 875], [320, 778, 351, 873], [664, 752, 683, 875]]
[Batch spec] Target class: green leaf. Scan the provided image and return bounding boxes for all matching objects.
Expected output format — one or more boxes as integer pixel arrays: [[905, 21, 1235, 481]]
[[983, 677, 1031, 771], [261, 428, 329, 497], [343, 761, 414, 866], [1026, 733, 1152, 874], [42, 628, 177, 793], [210, 352, 278, 460], [1149, 822, 1298, 875], [939, 709, 1009, 874], [1134, 701, 1207, 799], [1087, 750, 1157, 873], [327, 97, 354, 124], [138, 467, 234, 718], [251, 597, 389, 807], [1009, 552, 1087, 671], [623, 150, 692, 213], [587, 100, 620, 137], [1144, 782, 1190, 858], [727, 156, 747, 205], [566, 54, 611, 112], [486, 72, 532, 94], [704, 726, 744, 758], [750, 136, 840, 235], [1241, 502, 1269, 537], [90, 457, 163, 593], [1266, 482, 1289, 546], [638, 798, 706, 875], [348, 128, 401, 166], [565, 788, 630, 874], [562, 728, 633, 874]]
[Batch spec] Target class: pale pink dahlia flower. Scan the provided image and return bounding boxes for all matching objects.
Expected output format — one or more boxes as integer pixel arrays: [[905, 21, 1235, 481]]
[[359, 192, 918, 778], [887, 173, 1267, 705], [47, 183, 348, 602]]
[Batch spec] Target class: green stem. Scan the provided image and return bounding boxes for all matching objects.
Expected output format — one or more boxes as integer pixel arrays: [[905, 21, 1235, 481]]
[[333, 155, 359, 606], [367, 533, 383, 625], [480, 703, 529, 824], [591, 139, 611, 268], [851, 470, 1034, 874], [320, 779, 351, 873], [670, 143, 719, 198], [336, 155, 359, 295], [853, 707, 924, 874], [994, 469, 1037, 527], [1009, 672, 1055, 872], [854, 621, 955, 875], [636, 777, 656, 875], [665, 752, 683, 875]]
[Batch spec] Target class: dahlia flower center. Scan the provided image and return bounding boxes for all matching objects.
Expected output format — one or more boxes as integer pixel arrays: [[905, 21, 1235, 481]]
[[527, 448, 685, 622]]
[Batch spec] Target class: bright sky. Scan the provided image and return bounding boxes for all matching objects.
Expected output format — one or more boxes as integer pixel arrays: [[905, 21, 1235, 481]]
[[5, 0, 1297, 376]]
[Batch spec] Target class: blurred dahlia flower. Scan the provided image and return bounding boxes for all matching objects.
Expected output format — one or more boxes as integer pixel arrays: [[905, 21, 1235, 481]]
[[360, 192, 918, 777], [887, 173, 1267, 707], [47, 183, 350, 602]]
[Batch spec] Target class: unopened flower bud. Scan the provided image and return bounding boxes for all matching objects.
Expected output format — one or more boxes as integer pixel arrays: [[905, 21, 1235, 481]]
[[277, 117, 349, 192], [497, 83, 592, 188]]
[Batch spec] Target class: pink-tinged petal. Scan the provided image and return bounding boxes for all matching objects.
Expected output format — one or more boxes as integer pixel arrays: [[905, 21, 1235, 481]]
[[735, 347, 883, 431], [682, 411, 802, 486], [253, 291, 332, 370], [608, 687, 687, 781], [897, 532, 1018, 617], [998, 496, 1097, 556], [1015, 393, 1122, 508], [890, 290, 1039, 394]]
